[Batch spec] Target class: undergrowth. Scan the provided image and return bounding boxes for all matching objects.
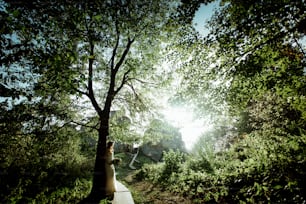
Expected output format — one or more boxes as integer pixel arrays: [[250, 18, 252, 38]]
[[136, 132, 306, 203]]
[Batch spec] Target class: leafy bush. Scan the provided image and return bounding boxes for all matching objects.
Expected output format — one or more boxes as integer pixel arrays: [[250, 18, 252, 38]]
[[135, 163, 163, 183], [135, 149, 185, 184], [138, 131, 306, 203], [186, 156, 214, 174], [161, 149, 185, 179], [0, 125, 96, 203]]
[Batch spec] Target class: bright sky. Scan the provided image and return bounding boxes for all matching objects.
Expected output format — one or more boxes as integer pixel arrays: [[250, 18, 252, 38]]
[[193, 1, 220, 36], [162, 106, 213, 150]]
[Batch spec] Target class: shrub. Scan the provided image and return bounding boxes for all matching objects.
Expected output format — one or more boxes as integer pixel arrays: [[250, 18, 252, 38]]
[[186, 156, 214, 174], [135, 163, 163, 184], [161, 149, 185, 178], [139, 131, 306, 203]]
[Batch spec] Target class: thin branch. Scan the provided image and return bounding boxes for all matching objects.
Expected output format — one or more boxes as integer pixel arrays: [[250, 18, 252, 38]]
[[294, 37, 306, 57], [114, 69, 131, 95], [71, 86, 89, 96], [126, 82, 145, 106], [126, 82, 137, 95], [113, 96, 126, 102], [110, 22, 120, 69], [127, 77, 158, 86], [70, 120, 99, 130]]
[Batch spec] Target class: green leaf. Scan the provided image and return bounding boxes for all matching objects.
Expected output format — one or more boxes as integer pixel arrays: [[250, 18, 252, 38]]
[[273, 185, 283, 190]]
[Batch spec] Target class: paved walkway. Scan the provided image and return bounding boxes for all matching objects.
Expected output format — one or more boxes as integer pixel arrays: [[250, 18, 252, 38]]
[[112, 181, 135, 204]]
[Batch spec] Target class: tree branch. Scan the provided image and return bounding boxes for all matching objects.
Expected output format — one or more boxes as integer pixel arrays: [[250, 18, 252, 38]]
[[126, 82, 145, 106], [71, 85, 89, 96], [127, 77, 158, 86], [70, 120, 99, 130], [114, 69, 131, 95], [113, 37, 135, 73], [103, 37, 135, 113], [294, 37, 306, 57], [110, 22, 120, 69], [87, 41, 103, 117]]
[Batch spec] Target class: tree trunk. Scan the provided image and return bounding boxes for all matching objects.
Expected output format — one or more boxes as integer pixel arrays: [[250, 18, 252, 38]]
[[82, 115, 110, 202]]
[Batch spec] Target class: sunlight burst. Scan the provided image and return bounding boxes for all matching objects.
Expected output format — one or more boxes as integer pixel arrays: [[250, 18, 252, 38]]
[[163, 107, 212, 151]]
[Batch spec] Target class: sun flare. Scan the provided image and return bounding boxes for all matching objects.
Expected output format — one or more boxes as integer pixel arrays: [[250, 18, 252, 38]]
[[162, 107, 212, 151]]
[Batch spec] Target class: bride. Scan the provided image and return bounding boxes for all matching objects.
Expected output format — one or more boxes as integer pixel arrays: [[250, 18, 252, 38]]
[[105, 141, 120, 197]]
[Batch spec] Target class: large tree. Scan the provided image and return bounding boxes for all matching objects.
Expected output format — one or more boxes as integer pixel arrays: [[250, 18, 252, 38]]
[[66, 1, 180, 200], [2, 0, 182, 201]]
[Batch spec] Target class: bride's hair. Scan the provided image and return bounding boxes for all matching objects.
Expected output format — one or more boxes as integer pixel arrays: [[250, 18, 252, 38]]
[[107, 141, 114, 149]]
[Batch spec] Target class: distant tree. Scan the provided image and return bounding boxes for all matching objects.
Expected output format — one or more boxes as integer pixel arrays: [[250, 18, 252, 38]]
[[144, 118, 186, 150]]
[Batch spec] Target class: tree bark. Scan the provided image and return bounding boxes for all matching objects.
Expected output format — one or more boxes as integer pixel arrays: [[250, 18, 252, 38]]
[[91, 122, 108, 197], [83, 113, 110, 202]]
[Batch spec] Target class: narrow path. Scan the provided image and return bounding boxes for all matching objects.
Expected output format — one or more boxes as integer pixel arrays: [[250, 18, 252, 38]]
[[112, 181, 135, 204]]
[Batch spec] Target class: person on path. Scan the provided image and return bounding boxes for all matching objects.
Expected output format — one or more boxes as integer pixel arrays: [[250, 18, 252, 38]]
[[105, 141, 120, 197]]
